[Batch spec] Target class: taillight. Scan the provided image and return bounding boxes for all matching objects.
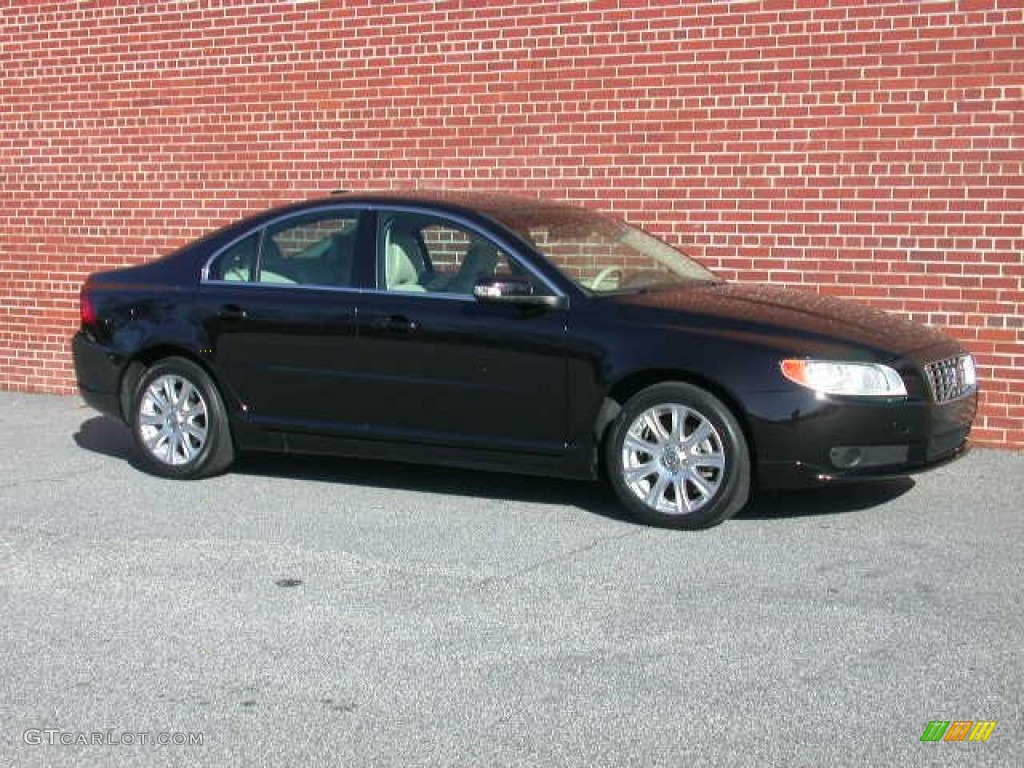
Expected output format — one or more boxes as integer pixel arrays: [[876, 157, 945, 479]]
[[80, 287, 97, 327]]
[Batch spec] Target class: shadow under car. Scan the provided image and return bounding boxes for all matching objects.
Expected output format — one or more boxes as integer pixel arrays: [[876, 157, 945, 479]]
[[74, 414, 915, 526]]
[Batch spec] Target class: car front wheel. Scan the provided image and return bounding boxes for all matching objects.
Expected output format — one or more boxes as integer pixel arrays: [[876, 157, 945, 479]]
[[606, 382, 750, 529], [130, 357, 235, 479]]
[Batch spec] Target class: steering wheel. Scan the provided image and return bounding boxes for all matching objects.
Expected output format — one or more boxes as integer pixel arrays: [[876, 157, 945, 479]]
[[590, 266, 623, 290]]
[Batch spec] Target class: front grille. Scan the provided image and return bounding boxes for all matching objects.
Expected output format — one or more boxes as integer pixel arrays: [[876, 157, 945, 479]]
[[924, 354, 976, 404]]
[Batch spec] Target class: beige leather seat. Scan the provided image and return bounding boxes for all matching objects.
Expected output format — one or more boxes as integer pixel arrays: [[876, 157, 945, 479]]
[[386, 230, 427, 292], [447, 240, 501, 294]]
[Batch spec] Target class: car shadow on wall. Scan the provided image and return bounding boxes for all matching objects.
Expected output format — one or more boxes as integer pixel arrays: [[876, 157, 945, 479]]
[[73, 415, 915, 525]]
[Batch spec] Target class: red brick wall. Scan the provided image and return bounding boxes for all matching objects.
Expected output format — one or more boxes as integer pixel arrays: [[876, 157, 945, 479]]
[[1, 0, 1021, 447]]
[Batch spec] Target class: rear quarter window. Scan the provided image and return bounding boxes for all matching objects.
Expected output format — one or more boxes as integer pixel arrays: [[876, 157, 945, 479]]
[[208, 234, 258, 282]]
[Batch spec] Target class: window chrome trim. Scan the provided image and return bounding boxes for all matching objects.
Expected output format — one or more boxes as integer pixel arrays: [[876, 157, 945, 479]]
[[201, 279, 363, 295], [198, 200, 569, 304], [197, 280, 485, 302]]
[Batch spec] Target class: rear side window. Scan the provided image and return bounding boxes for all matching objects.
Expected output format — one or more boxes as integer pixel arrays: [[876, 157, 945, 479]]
[[260, 214, 359, 287], [206, 211, 363, 288], [208, 233, 258, 282]]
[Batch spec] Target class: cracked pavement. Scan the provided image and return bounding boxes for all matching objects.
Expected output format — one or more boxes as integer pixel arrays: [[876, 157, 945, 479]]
[[1, 391, 1022, 767]]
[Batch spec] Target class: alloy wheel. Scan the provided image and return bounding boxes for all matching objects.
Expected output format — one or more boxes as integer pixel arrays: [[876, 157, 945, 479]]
[[620, 403, 726, 515], [137, 374, 209, 466]]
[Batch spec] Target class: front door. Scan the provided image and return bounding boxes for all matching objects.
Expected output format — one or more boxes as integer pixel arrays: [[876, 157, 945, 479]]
[[353, 210, 570, 456]]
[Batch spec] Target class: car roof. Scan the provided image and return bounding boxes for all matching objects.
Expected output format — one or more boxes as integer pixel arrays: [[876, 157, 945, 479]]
[[212, 191, 603, 242], [313, 189, 592, 223], [328, 188, 552, 208]]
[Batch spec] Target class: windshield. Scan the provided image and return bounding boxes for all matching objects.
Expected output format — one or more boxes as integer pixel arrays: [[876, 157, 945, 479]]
[[488, 203, 719, 293]]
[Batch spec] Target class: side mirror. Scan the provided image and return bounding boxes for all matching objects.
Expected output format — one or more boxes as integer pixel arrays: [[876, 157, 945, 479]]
[[472, 277, 564, 308]]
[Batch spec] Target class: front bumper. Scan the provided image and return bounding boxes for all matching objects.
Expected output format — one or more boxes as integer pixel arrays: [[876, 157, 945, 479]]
[[749, 387, 977, 490]]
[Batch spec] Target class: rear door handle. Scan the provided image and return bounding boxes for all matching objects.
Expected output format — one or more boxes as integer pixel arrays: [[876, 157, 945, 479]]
[[218, 304, 247, 320], [370, 314, 418, 333]]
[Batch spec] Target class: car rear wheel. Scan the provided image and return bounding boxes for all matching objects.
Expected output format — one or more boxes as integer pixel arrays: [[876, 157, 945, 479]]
[[130, 357, 234, 479], [605, 382, 750, 529]]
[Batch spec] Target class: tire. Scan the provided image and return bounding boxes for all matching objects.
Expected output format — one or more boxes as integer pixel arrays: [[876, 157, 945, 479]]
[[129, 357, 235, 479], [605, 382, 750, 529]]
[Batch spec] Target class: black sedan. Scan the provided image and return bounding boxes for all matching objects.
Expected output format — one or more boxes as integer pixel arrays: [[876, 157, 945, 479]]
[[72, 190, 978, 528]]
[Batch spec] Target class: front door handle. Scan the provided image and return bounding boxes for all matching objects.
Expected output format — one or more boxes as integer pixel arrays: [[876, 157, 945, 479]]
[[218, 304, 248, 320], [370, 314, 418, 334]]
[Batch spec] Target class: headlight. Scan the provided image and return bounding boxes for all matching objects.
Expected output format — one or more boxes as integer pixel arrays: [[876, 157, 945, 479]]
[[780, 359, 907, 397], [961, 354, 977, 389]]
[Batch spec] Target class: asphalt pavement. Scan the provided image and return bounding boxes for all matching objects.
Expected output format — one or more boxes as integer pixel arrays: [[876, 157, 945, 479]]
[[0, 391, 1021, 767]]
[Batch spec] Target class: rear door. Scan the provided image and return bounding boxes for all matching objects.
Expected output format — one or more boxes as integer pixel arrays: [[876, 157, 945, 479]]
[[200, 207, 371, 432]]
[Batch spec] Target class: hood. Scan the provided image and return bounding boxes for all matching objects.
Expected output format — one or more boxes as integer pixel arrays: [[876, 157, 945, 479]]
[[606, 282, 953, 360]]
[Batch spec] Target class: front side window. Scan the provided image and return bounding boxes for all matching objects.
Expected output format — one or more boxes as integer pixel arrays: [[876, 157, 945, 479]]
[[378, 213, 543, 296]]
